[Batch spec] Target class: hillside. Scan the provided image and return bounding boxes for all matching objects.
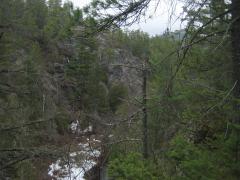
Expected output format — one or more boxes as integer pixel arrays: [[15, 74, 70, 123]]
[[1, 0, 240, 180]]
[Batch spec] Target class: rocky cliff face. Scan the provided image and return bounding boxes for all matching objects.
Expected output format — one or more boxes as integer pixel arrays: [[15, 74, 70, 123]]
[[46, 32, 143, 180], [106, 48, 142, 97]]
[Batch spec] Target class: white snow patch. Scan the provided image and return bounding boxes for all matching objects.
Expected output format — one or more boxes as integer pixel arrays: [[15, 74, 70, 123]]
[[70, 120, 79, 132], [71, 124, 94, 135], [48, 140, 101, 180], [83, 126, 93, 133], [108, 134, 114, 138]]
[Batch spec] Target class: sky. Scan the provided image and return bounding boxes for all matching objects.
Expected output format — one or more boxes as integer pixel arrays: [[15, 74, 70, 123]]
[[66, 0, 185, 36]]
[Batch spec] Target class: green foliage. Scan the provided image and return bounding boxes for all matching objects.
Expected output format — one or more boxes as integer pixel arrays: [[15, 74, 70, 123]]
[[44, 0, 74, 40], [0, 0, 92, 178], [168, 134, 240, 180], [108, 152, 158, 180], [109, 83, 128, 112], [54, 109, 70, 135], [15, 160, 38, 180], [64, 35, 110, 113], [0, 0, 239, 179], [111, 30, 150, 57]]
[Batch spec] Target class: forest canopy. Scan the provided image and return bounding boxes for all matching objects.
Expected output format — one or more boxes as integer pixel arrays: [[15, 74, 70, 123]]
[[0, 0, 240, 179]]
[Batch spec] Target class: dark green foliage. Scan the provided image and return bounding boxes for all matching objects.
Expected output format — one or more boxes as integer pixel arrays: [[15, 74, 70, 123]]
[[54, 109, 70, 135], [108, 152, 158, 180], [110, 30, 150, 57], [109, 83, 128, 112], [1, 0, 239, 179], [168, 133, 240, 180], [102, 2, 238, 177], [0, 0, 103, 178]]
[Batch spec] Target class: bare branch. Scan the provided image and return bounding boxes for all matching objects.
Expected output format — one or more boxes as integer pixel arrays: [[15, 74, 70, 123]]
[[0, 119, 53, 132]]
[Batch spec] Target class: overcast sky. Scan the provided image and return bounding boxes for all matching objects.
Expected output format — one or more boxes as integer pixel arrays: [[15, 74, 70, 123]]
[[66, 0, 185, 36]]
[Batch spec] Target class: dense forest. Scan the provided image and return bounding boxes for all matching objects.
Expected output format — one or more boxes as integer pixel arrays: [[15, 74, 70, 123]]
[[0, 0, 240, 179]]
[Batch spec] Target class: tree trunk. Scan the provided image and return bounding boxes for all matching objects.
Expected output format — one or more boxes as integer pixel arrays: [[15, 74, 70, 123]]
[[231, 0, 240, 161], [142, 58, 148, 159]]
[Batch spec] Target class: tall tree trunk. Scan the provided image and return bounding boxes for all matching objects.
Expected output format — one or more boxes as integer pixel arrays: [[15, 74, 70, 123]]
[[231, 0, 240, 161], [142, 58, 148, 159]]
